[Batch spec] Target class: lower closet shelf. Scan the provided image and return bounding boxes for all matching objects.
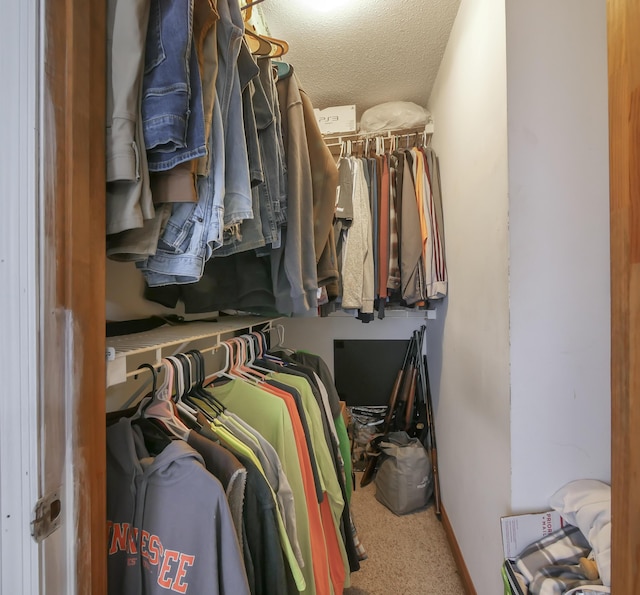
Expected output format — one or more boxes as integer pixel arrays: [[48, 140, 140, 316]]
[[106, 315, 280, 387]]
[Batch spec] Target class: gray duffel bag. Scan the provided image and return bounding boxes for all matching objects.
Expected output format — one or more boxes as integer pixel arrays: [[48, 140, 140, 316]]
[[374, 431, 433, 515]]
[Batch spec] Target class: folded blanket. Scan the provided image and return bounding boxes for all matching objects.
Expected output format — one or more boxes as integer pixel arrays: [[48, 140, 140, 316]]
[[513, 525, 601, 595], [530, 563, 603, 595], [550, 480, 611, 587]]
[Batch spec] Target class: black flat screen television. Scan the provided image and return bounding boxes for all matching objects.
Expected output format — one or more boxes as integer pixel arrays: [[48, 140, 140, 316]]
[[333, 339, 410, 407]]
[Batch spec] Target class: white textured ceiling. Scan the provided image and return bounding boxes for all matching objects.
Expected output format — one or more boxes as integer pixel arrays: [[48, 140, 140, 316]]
[[260, 0, 461, 119]]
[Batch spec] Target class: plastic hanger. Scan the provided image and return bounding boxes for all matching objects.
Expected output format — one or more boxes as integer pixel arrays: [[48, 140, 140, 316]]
[[241, 336, 269, 378], [225, 337, 260, 382], [258, 329, 270, 352], [129, 362, 179, 455], [244, 29, 274, 56], [141, 358, 190, 440], [268, 323, 294, 357], [274, 61, 291, 79], [245, 334, 273, 375], [186, 349, 226, 415], [131, 363, 157, 416], [241, 2, 288, 59], [254, 30, 288, 58], [168, 354, 201, 424], [204, 341, 236, 386], [251, 331, 267, 358]]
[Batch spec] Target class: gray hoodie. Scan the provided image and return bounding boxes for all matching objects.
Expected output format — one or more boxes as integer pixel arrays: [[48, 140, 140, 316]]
[[107, 418, 250, 595]]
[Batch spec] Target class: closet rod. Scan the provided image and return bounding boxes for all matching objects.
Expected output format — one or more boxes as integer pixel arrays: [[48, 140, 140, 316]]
[[240, 0, 265, 10], [123, 323, 283, 382], [322, 122, 435, 149], [106, 315, 280, 387]]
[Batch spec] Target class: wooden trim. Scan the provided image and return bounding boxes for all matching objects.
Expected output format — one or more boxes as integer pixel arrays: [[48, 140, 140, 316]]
[[44, 0, 106, 592], [607, 0, 640, 592], [440, 505, 477, 595]]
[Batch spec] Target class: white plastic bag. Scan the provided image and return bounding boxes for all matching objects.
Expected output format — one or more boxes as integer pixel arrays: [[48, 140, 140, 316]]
[[359, 101, 431, 133]]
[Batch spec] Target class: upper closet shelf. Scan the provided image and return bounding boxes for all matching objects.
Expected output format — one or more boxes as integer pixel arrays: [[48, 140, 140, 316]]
[[322, 123, 435, 149], [106, 315, 279, 387]]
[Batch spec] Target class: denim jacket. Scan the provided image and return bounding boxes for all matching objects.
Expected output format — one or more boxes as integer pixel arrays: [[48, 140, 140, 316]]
[[216, 0, 252, 229], [136, 97, 225, 286], [137, 0, 253, 286], [142, 0, 207, 172]]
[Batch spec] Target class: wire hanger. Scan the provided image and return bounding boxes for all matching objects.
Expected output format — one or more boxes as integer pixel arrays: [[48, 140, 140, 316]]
[[240, 0, 265, 11]]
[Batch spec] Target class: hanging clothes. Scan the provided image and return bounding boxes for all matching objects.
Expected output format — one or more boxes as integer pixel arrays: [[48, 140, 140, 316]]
[[270, 350, 366, 568], [271, 68, 320, 315], [299, 87, 340, 290], [106, 0, 449, 318], [210, 378, 332, 595], [106, 331, 366, 595], [106, 417, 250, 595], [186, 430, 247, 549], [340, 158, 375, 314], [193, 420, 290, 595], [400, 149, 425, 304], [420, 146, 448, 299], [196, 403, 307, 594], [319, 132, 447, 320]]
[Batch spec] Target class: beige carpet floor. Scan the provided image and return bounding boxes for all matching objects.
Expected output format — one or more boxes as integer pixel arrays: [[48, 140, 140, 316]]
[[345, 474, 465, 595]]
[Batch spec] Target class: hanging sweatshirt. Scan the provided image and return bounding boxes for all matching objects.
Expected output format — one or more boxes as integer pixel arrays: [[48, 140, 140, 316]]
[[106, 418, 250, 595]]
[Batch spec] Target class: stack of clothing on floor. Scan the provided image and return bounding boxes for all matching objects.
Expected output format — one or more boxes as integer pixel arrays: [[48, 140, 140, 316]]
[[505, 480, 611, 595]]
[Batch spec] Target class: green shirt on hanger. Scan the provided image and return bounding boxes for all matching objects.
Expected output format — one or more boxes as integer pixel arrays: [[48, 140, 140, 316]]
[[208, 379, 319, 595], [188, 395, 307, 593], [268, 372, 351, 586]]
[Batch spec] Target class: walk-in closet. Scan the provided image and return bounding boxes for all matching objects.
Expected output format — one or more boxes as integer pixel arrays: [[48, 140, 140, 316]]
[[2, 1, 639, 594]]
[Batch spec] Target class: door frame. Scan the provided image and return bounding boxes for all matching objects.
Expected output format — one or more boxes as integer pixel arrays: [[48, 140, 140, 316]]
[[607, 1, 640, 591], [43, 0, 107, 593]]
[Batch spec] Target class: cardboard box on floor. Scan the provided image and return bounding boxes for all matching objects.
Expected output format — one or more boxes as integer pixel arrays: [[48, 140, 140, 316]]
[[500, 510, 565, 559], [339, 401, 350, 428]]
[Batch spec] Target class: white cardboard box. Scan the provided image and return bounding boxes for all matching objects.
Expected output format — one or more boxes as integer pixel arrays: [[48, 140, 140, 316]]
[[314, 105, 356, 135], [500, 511, 565, 559]]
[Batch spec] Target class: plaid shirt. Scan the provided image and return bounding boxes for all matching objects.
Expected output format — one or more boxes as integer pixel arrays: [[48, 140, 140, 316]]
[[513, 525, 603, 595]]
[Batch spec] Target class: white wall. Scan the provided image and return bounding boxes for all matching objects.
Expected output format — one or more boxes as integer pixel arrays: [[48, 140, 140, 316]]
[[0, 2, 41, 592], [506, 0, 610, 509], [427, 0, 610, 592], [279, 313, 430, 379], [428, 1, 512, 593], [107, 260, 190, 320]]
